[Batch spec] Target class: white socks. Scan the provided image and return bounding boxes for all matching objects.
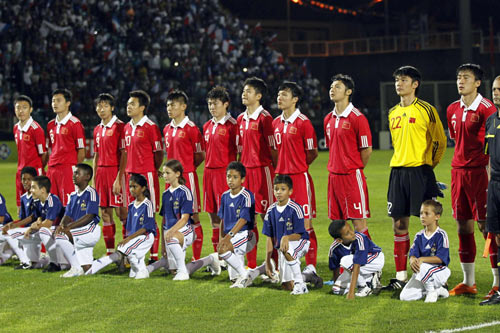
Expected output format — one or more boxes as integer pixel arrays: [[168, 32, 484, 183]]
[[396, 270, 408, 282], [167, 239, 187, 274], [492, 268, 499, 288], [86, 252, 120, 275], [221, 251, 247, 278], [56, 237, 81, 269], [460, 262, 475, 286], [287, 259, 303, 284]]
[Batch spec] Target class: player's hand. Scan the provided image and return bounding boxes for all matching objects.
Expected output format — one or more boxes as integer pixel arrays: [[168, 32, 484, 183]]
[[165, 229, 174, 241], [117, 238, 127, 247], [24, 228, 32, 239], [410, 257, 421, 273], [265, 260, 274, 279], [279, 236, 289, 253], [2, 223, 11, 235], [112, 178, 121, 196], [217, 236, 231, 253]]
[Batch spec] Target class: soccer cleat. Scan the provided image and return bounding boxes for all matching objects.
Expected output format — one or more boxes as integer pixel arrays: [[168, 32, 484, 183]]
[[230, 275, 250, 288], [148, 258, 157, 265], [355, 286, 373, 297], [129, 267, 137, 278], [331, 284, 346, 295], [449, 283, 477, 296], [304, 264, 323, 289], [437, 286, 449, 299], [42, 262, 61, 273], [208, 253, 221, 276], [381, 278, 406, 291], [424, 290, 439, 303], [480, 291, 500, 305], [135, 269, 150, 280], [371, 271, 383, 290], [291, 282, 309, 295], [173, 272, 190, 281], [14, 262, 32, 270], [61, 266, 84, 278], [483, 286, 499, 300]]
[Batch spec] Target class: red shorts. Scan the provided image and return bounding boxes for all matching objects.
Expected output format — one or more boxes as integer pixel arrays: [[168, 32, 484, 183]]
[[287, 172, 316, 219], [451, 167, 488, 221], [126, 171, 160, 212], [203, 167, 228, 213], [95, 166, 126, 207], [244, 165, 275, 214], [47, 165, 75, 206], [165, 171, 201, 213], [16, 167, 43, 206], [328, 170, 370, 220]]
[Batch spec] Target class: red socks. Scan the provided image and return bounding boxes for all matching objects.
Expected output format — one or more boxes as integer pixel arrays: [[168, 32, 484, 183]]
[[458, 232, 476, 263], [103, 224, 116, 255], [192, 222, 203, 260], [394, 233, 410, 272], [211, 227, 220, 252], [305, 228, 317, 267], [488, 232, 499, 268], [150, 225, 159, 261], [246, 225, 259, 269], [361, 228, 371, 240]]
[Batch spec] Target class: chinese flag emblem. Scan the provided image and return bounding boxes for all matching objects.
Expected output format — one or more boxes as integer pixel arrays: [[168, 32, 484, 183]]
[[342, 122, 351, 129], [61, 127, 68, 134], [251, 123, 259, 130], [289, 127, 297, 134], [23, 134, 31, 141], [178, 131, 185, 138], [137, 130, 144, 137], [218, 128, 227, 135], [409, 117, 416, 123]]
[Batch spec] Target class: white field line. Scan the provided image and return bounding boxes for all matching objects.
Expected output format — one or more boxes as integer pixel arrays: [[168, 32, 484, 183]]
[[427, 320, 500, 333]]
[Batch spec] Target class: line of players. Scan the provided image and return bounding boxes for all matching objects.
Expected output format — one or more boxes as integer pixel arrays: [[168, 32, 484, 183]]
[[3, 64, 500, 303]]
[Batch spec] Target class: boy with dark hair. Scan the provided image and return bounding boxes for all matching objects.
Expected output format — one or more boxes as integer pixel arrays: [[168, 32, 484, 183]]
[[54, 163, 101, 277], [324, 74, 372, 239], [164, 90, 205, 260], [328, 219, 384, 299], [273, 81, 318, 267], [238, 77, 277, 269], [124, 89, 163, 262], [447, 63, 497, 296], [384, 66, 447, 290], [203, 86, 238, 268], [93, 93, 128, 256], [13, 95, 47, 211], [46, 88, 86, 207]]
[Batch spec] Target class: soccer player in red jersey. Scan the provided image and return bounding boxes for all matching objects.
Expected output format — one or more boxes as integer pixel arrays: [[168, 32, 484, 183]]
[[324, 74, 372, 238], [13, 95, 47, 210], [46, 89, 85, 206], [203, 86, 238, 262], [238, 77, 277, 268], [273, 81, 319, 266], [447, 64, 497, 296], [93, 93, 127, 256], [164, 90, 205, 260], [124, 90, 163, 262]]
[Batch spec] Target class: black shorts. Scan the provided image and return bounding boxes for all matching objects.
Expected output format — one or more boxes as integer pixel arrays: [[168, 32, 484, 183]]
[[487, 179, 500, 233], [387, 165, 439, 218]]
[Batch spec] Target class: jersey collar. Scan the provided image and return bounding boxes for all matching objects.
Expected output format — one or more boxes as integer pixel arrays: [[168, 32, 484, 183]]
[[76, 185, 90, 196], [332, 103, 354, 118], [229, 187, 245, 198], [56, 112, 73, 125], [171, 116, 189, 128], [131, 115, 148, 127], [460, 93, 483, 111], [280, 108, 301, 123], [18, 117, 34, 132], [133, 198, 148, 208], [212, 114, 231, 125], [244, 105, 263, 121], [100, 115, 118, 128]]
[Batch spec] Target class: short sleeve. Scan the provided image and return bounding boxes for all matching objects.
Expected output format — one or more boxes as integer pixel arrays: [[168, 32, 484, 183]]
[[34, 126, 47, 154], [74, 122, 86, 149], [356, 115, 372, 149], [302, 119, 317, 150]]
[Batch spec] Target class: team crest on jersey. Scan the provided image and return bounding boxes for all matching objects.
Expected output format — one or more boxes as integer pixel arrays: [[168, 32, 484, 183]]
[[178, 131, 185, 138], [173, 200, 179, 210], [23, 134, 31, 141], [106, 130, 114, 136], [236, 207, 240, 218], [218, 128, 226, 136], [139, 214, 144, 225], [342, 122, 351, 130], [470, 114, 480, 123], [80, 200, 87, 211], [430, 243, 437, 256], [286, 219, 293, 230], [61, 127, 68, 135], [136, 130, 144, 137], [251, 123, 259, 130], [289, 127, 297, 134]]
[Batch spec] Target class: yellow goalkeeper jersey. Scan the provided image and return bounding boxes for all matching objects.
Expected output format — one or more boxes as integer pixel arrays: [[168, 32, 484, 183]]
[[388, 98, 446, 167]]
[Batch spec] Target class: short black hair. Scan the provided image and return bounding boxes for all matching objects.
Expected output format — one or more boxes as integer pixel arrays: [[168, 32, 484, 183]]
[[76, 163, 93, 181], [207, 86, 230, 104], [33, 175, 51, 193], [227, 161, 246, 178], [328, 220, 347, 239], [331, 74, 355, 102], [166, 90, 189, 105], [278, 81, 303, 104], [95, 93, 115, 108], [422, 199, 443, 216], [52, 88, 72, 102], [21, 166, 37, 178], [273, 174, 293, 190], [457, 63, 483, 81], [393, 66, 422, 95], [15, 95, 33, 108], [129, 90, 151, 112], [243, 77, 268, 98]]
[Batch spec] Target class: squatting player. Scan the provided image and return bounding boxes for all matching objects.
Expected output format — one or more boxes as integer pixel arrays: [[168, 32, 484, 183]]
[[384, 66, 446, 290], [324, 74, 372, 238], [46, 88, 86, 206], [164, 90, 205, 260], [447, 64, 497, 297], [238, 77, 277, 268], [273, 81, 318, 266], [124, 90, 163, 262]]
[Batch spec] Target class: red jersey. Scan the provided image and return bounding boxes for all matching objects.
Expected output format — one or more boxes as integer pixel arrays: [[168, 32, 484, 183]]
[[124, 116, 163, 174], [163, 116, 204, 173], [237, 106, 275, 168], [273, 109, 317, 174], [13, 117, 46, 171], [47, 113, 85, 167], [324, 103, 372, 174], [447, 93, 496, 168], [203, 114, 238, 169], [93, 115, 125, 167]]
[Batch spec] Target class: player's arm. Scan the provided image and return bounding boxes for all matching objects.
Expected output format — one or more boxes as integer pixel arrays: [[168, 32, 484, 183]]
[[77, 148, 85, 163], [304, 119, 318, 165], [118, 227, 147, 247], [165, 213, 189, 240], [92, 152, 99, 185], [279, 233, 302, 253], [219, 217, 247, 251], [66, 214, 96, 229], [41, 152, 49, 168], [265, 236, 275, 278], [429, 108, 447, 167], [113, 149, 127, 195], [154, 151, 163, 170], [2, 215, 36, 234], [360, 147, 372, 167], [346, 264, 360, 300], [161, 217, 167, 257], [306, 149, 318, 165], [194, 152, 205, 168], [357, 115, 373, 167]]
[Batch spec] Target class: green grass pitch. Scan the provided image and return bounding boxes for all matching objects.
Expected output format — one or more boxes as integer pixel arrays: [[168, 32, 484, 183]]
[[1, 149, 499, 332]]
